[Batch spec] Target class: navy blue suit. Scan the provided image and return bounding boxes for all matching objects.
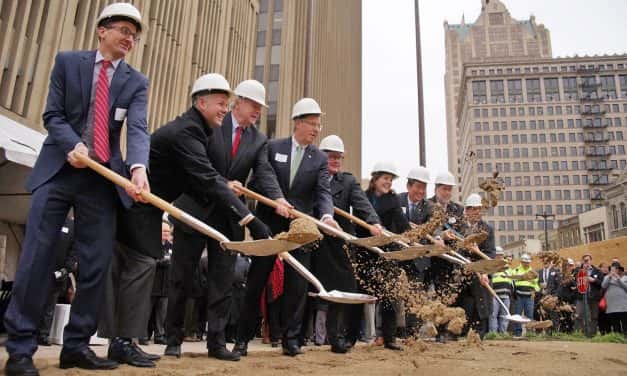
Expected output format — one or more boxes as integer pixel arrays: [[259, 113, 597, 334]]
[[4, 50, 149, 357], [237, 137, 333, 349]]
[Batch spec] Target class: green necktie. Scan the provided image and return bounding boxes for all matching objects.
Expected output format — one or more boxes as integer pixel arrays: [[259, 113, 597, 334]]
[[290, 145, 304, 187]]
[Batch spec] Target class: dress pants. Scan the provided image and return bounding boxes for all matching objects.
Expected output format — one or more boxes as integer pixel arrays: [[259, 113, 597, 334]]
[[327, 303, 362, 346], [4, 165, 117, 356], [236, 248, 311, 348], [166, 227, 238, 350], [98, 243, 156, 338]]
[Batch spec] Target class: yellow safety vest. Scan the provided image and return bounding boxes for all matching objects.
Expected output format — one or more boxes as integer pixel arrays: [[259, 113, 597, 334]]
[[513, 265, 540, 296]]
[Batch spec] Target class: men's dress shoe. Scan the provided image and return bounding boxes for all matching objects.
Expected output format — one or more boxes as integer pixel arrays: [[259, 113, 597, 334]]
[[132, 342, 161, 361], [153, 336, 167, 345], [37, 336, 51, 347], [108, 342, 155, 368], [282, 344, 303, 357], [373, 336, 384, 346], [330, 344, 348, 354], [164, 344, 182, 358], [208, 347, 240, 361], [271, 341, 279, 348], [138, 337, 149, 345], [5, 355, 40, 376], [232, 342, 248, 356], [60, 347, 119, 370], [384, 341, 403, 351]]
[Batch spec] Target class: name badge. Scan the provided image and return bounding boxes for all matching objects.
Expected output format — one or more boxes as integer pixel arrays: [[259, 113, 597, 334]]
[[401, 207, 407, 214], [114, 108, 128, 121], [275, 153, 288, 163], [61, 226, 69, 234]]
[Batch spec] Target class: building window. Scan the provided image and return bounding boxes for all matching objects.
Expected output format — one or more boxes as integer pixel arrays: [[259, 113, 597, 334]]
[[563, 77, 578, 100], [507, 79, 523, 103], [600, 75, 617, 99], [490, 80, 505, 103], [620, 75, 627, 98], [526, 78, 541, 102], [611, 205, 620, 230], [544, 77, 560, 101], [583, 223, 605, 243], [472, 81, 487, 104], [621, 203, 627, 228]]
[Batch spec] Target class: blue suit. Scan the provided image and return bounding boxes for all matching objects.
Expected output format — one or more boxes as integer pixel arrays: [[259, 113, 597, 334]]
[[4, 50, 149, 357]]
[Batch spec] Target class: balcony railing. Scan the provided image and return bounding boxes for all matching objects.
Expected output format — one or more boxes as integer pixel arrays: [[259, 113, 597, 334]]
[[582, 122, 608, 129], [585, 150, 611, 157], [583, 136, 610, 143], [581, 109, 606, 116]]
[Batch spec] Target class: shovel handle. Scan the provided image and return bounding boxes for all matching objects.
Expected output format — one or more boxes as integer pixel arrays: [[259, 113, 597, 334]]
[[333, 207, 380, 234], [278, 252, 326, 294], [75, 153, 230, 243]]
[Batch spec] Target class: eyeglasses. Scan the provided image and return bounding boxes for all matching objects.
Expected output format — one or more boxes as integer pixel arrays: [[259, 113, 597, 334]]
[[301, 119, 323, 131], [327, 154, 344, 161], [107, 25, 141, 43]]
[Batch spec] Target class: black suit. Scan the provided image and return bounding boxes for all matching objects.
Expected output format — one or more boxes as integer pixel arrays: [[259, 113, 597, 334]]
[[166, 112, 283, 349], [312, 172, 379, 346], [237, 137, 333, 349], [426, 196, 465, 288], [398, 193, 434, 280]]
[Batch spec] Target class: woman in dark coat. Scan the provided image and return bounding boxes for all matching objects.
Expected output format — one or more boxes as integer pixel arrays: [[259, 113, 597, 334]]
[[358, 162, 410, 350]]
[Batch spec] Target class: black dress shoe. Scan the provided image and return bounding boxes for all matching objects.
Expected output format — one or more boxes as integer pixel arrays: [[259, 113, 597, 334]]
[[154, 336, 167, 345], [108, 342, 155, 368], [208, 347, 240, 361], [271, 340, 279, 348], [282, 344, 303, 357], [164, 344, 182, 358], [60, 347, 119, 370], [384, 341, 403, 351], [37, 336, 51, 347], [138, 337, 149, 346], [5, 355, 39, 376], [330, 344, 348, 354], [232, 342, 248, 356], [132, 342, 161, 361]]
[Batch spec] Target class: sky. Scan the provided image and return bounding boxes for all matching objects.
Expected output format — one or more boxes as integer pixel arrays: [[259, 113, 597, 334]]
[[362, 0, 627, 193]]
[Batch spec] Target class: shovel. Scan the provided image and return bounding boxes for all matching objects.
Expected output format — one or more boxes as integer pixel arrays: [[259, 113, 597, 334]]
[[278, 252, 376, 304], [76, 154, 305, 256], [332, 208, 409, 247], [483, 283, 531, 324]]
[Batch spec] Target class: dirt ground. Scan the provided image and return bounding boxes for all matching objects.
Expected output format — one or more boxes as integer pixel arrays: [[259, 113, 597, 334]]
[[2, 339, 626, 376]]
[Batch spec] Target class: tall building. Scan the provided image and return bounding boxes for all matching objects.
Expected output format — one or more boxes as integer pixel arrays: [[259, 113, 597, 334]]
[[456, 53, 627, 246], [0, 0, 259, 280], [253, 0, 362, 178], [444, 0, 551, 192]]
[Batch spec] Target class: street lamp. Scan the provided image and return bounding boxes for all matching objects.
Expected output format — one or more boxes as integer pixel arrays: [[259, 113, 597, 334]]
[[536, 212, 556, 251]]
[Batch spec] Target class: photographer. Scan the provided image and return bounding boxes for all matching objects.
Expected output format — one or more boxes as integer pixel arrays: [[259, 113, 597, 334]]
[[601, 263, 627, 335]]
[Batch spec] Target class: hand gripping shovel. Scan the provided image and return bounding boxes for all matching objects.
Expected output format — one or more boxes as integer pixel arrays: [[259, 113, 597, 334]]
[[76, 154, 305, 256], [235, 186, 376, 304], [332, 207, 461, 263]]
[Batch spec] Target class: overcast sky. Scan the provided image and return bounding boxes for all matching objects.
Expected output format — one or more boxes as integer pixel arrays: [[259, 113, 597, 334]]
[[362, 0, 627, 193]]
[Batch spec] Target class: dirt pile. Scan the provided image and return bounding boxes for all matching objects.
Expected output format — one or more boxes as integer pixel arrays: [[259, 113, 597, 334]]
[[275, 218, 322, 244]]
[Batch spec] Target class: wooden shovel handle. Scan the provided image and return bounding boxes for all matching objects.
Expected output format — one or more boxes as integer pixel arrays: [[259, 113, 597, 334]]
[[333, 207, 380, 234], [237, 186, 311, 221]]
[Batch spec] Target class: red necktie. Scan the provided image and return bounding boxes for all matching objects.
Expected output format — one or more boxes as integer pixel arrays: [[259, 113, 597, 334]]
[[94, 60, 110, 162], [231, 126, 243, 159]]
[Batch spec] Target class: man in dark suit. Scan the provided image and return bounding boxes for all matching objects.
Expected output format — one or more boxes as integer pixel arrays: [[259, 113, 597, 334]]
[[233, 98, 339, 357], [313, 135, 382, 353], [4, 3, 150, 374], [163, 80, 290, 361], [538, 260, 561, 296]]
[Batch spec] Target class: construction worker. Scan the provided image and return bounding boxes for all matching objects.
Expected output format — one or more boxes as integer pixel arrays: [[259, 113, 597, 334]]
[[512, 253, 540, 336], [489, 247, 514, 334], [312, 135, 382, 353]]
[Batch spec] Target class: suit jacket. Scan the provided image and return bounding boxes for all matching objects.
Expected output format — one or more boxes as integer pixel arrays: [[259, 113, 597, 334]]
[[122, 107, 252, 256], [253, 137, 333, 233], [428, 195, 464, 233], [330, 172, 379, 235], [460, 219, 496, 259], [398, 193, 432, 225], [174, 112, 283, 236], [362, 191, 409, 235], [537, 267, 561, 295], [27, 50, 149, 207]]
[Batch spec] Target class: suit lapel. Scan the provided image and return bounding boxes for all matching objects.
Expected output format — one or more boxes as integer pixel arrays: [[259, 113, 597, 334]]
[[79, 51, 96, 117], [108, 60, 130, 112], [278, 138, 292, 191], [331, 173, 343, 196], [230, 127, 250, 173], [291, 144, 313, 188], [222, 114, 233, 169]]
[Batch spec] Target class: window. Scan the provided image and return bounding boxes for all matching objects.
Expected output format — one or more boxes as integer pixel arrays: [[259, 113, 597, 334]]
[[490, 80, 505, 103], [472, 81, 487, 104], [544, 78, 560, 101], [620, 75, 627, 97], [526, 78, 541, 101], [563, 77, 578, 100], [507, 79, 523, 103], [584, 223, 605, 243], [600, 75, 617, 99]]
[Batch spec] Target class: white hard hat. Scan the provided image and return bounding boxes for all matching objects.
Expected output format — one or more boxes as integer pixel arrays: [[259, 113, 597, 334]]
[[434, 171, 457, 186], [372, 161, 399, 178], [191, 73, 231, 97], [521, 254, 532, 263], [291, 98, 324, 119], [319, 135, 345, 153], [495, 246, 504, 255], [407, 166, 430, 184], [567, 258, 575, 265], [464, 193, 483, 207], [97, 2, 144, 32], [234, 80, 267, 107]]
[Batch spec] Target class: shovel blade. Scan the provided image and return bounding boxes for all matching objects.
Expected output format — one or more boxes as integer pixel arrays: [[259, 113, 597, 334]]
[[314, 290, 377, 304], [347, 234, 409, 248], [222, 239, 302, 256], [505, 314, 531, 324], [381, 244, 449, 261]]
